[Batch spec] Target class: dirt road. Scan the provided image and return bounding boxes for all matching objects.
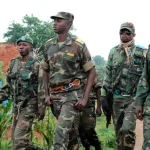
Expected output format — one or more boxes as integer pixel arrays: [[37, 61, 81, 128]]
[[134, 120, 143, 150]]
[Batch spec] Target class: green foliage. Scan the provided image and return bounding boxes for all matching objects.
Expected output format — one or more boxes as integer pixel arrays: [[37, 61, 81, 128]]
[[95, 114, 116, 150], [4, 14, 56, 48], [0, 101, 12, 150], [4, 14, 76, 49], [31, 108, 56, 150], [93, 55, 106, 83]]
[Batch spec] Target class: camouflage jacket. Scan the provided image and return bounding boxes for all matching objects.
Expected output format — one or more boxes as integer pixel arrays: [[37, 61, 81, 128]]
[[6, 55, 39, 102], [102, 42, 147, 99], [41, 34, 95, 93], [136, 49, 150, 106]]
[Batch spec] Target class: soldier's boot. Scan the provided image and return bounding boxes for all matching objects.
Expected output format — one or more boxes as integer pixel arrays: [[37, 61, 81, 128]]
[[95, 144, 103, 150], [84, 147, 90, 150], [32, 146, 43, 150]]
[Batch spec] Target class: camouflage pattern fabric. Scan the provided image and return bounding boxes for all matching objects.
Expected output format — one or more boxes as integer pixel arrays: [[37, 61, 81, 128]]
[[120, 22, 135, 34], [136, 49, 150, 150], [51, 99, 80, 150], [79, 79, 102, 149], [6, 55, 40, 150], [42, 34, 95, 150], [142, 106, 150, 150], [42, 34, 94, 94], [51, 12, 74, 22], [12, 98, 37, 150], [103, 41, 146, 98], [102, 41, 146, 150], [113, 98, 136, 150]]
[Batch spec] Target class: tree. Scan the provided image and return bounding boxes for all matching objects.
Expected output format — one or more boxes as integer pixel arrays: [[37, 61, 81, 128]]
[[4, 15, 56, 48], [92, 55, 106, 83]]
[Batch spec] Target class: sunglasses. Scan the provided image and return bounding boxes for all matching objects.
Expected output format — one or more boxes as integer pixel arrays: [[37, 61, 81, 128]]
[[120, 30, 132, 36]]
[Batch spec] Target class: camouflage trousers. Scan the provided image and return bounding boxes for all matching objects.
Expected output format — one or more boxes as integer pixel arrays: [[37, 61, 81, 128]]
[[12, 98, 38, 150], [113, 98, 136, 150], [51, 99, 80, 150], [79, 103, 101, 149], [142, 105, 150, 150]]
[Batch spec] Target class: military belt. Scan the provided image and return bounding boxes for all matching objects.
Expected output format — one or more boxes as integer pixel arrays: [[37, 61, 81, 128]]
[[114, 89, 135, 97], [50, 79, 80, 91]]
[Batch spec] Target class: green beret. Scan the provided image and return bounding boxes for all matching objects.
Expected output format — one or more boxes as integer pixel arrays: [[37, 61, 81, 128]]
[[16, 35, 33, 45]]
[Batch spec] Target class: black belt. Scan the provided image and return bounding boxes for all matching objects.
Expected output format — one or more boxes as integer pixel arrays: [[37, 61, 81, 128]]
[[114, 89, 135, 97]]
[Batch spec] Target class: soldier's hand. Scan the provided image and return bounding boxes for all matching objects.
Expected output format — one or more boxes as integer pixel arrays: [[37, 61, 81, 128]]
[[38, 107, 46, 120], [45, 95, 61, 106], [136, 105, 143, 121], [75, 98, 87, 110], [96, 106, 102, 117], [101, 96, 109, 116], [45, 96, 51, 106]]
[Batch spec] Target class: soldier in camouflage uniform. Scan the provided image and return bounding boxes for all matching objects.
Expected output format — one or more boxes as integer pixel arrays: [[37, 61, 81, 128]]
[[41, 12, 96, 150], [79, 74, 102, 150], [0, 36, 43, 150], [101, 22, 147, 150], [136, 46, 150, 150]]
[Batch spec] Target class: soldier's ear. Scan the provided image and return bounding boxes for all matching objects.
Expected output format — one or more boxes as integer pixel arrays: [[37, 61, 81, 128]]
[[133, 34, 136, 38], [65, 20, 72, 29]]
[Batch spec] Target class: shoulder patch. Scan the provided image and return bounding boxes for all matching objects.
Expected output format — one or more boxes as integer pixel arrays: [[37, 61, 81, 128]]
[[75, 38, 85, 45], [135, 46, 148, 58], [136, 45, 145, 49]]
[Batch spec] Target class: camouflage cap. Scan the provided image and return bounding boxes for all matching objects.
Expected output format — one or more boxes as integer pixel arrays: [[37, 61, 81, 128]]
[[120, 22, 135, 34], [51, 12, 74, 21], [16, 35, 33, 45]]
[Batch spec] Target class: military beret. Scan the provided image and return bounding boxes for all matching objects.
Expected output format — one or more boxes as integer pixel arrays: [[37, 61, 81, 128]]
[[16, 35, 33, 45], [120, 22, 135, 34], [51, 12, 74, 21]]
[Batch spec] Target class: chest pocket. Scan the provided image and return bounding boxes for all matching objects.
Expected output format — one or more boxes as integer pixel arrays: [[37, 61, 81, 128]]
[[62, 53, 78, 71], [132, 50, 144, 74], [63, 53, 77, 62]]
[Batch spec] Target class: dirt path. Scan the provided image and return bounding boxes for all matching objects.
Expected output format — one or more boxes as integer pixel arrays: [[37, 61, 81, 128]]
[[134, 120, 143, 150]]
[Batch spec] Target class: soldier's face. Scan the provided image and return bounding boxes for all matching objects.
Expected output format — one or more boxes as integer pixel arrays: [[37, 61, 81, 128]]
[[53, 18, 70, 34], [120, 29, 135, 43], [17, 42, 32, 56]]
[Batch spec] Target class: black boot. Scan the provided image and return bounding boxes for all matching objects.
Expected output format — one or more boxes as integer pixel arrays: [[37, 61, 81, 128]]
[[32, 146, 43, 150], [84, 147, 90, 150], [95, 144, 103, 150]]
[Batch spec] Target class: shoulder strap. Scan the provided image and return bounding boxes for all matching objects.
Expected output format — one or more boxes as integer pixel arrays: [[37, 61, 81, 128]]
[[11, 58, 20, 74]]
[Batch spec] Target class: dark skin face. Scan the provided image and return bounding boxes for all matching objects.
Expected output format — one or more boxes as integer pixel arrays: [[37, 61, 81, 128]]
[[120, 29, 136, 43], [17, 42, 32, 57], [53, 18, 71, 34]]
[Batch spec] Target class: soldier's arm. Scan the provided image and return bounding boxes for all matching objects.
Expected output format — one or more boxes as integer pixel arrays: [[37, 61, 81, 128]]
[[136, 52, 150, 106], [75, 40, 96, 109], [94, 78, 102, 115], [40, 43, 50, 97], [81, 45, 96, 103]]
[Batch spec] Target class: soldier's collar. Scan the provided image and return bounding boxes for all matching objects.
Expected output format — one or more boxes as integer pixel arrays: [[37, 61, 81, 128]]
[[54, 34, 72, 45]]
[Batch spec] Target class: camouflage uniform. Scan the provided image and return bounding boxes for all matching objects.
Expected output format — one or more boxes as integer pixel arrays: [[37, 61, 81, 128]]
[[41, 12, 95, 150], [136, 47, 150, 150], [0, 36, 43, 150], [79, 78, 102, 150], [101, 23, 147, 150]]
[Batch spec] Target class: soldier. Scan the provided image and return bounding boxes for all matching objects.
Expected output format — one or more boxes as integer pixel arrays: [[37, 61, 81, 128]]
[[136, 45, 150, 150], [101, 22, 147, 150], [0, 35, 43, 150], [79, 74, 103, 150], [41, 12, 96, 150]]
